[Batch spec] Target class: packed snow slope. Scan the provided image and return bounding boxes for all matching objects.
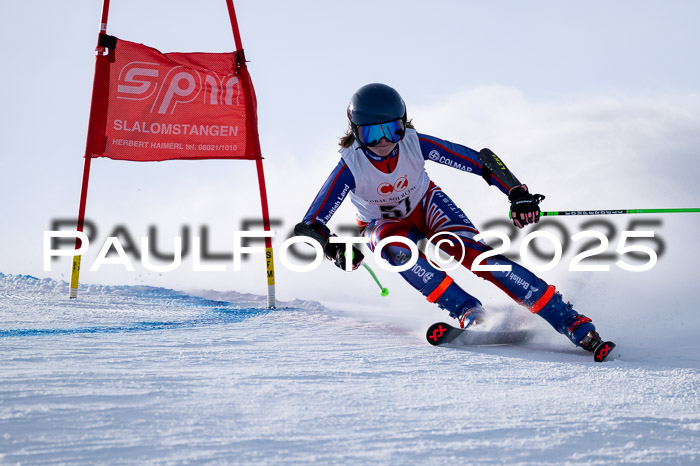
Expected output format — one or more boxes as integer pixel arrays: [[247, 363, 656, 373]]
[[0, 273, 698, 464]]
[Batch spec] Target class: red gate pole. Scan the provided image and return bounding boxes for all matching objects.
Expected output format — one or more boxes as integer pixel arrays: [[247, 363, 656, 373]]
[[225, 0, 276, 307], [69, 157, 92, 298], [225, 0, 244, 52], [69, 0, 112, 299], [256, 158, 276, 308]]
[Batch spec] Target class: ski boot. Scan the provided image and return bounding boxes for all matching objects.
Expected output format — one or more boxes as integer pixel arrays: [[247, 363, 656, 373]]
[[435, 282, 486, 329], [534, 287, 615, 361], [579, 330, 617, 362], [579, 330, 602, 351], [452, 303, 486, 329]]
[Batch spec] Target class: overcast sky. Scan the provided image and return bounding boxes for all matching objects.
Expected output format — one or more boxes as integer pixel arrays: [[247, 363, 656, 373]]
[[1, 1, 699, 309]]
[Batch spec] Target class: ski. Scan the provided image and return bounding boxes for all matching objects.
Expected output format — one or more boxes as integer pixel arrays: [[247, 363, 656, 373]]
[[592, 340, 616, 362], [426, 322, 534, 347], [427, 322, 617, 362]]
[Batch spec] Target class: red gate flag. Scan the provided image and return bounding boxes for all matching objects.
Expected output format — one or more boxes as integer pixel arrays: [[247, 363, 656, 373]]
[[86, 37, 261, 161], [72, 0, 276, 307]]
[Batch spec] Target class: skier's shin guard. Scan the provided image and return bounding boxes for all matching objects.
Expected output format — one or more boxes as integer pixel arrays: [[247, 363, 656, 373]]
[[531, 285, 595, 347]]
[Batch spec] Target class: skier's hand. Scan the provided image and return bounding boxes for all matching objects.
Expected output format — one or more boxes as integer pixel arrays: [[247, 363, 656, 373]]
[[294, 221, 332, 246], [294, 221, 364, 271], [326, 242, 364, 271], [508, 184, 545, 228]]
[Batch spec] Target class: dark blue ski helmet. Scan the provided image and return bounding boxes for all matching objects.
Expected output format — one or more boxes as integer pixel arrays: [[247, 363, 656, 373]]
[[347, 83, 407, 146]]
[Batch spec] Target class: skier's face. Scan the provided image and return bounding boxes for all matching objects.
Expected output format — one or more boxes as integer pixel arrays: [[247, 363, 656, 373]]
[[368, 139, 397, 157]]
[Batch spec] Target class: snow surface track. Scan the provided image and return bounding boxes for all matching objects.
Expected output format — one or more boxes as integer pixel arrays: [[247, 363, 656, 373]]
[[1, 274, 698, 464]]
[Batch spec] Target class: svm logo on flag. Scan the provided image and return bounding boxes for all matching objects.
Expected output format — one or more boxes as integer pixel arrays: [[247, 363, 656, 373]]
[[90, 38, 259, 162]]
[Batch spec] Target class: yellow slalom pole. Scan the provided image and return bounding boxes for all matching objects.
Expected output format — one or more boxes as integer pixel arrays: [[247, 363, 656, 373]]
[[265, 246, 276, 308], [69, 256, 82, 299], [255, 158, 276, 309], [69, 157, 92, 299]]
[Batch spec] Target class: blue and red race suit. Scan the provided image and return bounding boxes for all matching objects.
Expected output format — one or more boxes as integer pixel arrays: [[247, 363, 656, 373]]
[[301, 131, 556, 314], [303, 132, 511, 225]]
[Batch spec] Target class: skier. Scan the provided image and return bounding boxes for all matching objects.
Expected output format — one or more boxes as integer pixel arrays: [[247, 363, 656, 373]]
[[294, 83, 608, 353]]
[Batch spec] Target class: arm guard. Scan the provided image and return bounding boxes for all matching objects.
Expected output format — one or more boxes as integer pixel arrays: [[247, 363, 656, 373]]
[[293, 221, 331, 250], [478, 148, 521, 191]]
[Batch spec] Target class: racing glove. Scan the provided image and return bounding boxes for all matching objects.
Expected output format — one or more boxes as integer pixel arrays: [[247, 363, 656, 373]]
[[324, 241, 364, 272], [508, 185, 545, 229], [293, 221, 364, 271]]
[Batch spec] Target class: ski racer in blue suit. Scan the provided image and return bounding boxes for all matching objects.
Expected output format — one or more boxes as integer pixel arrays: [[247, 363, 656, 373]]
[[295, 83, 609, 352]]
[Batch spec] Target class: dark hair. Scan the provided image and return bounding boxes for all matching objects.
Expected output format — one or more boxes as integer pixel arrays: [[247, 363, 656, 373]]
[[339, 120, 415, 148]]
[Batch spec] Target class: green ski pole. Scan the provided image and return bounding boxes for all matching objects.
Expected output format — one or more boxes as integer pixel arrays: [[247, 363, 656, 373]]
[[362, 263, 389, 297], [540, 208, 700, 216], [343, 248, 389, 296]]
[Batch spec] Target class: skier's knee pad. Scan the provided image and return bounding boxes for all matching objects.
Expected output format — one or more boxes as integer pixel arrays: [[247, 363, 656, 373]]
[[364, 219, 414, 251]]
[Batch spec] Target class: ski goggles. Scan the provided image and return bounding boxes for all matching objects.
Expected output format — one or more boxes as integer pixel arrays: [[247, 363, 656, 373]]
[[356, 119, 406, 147]]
